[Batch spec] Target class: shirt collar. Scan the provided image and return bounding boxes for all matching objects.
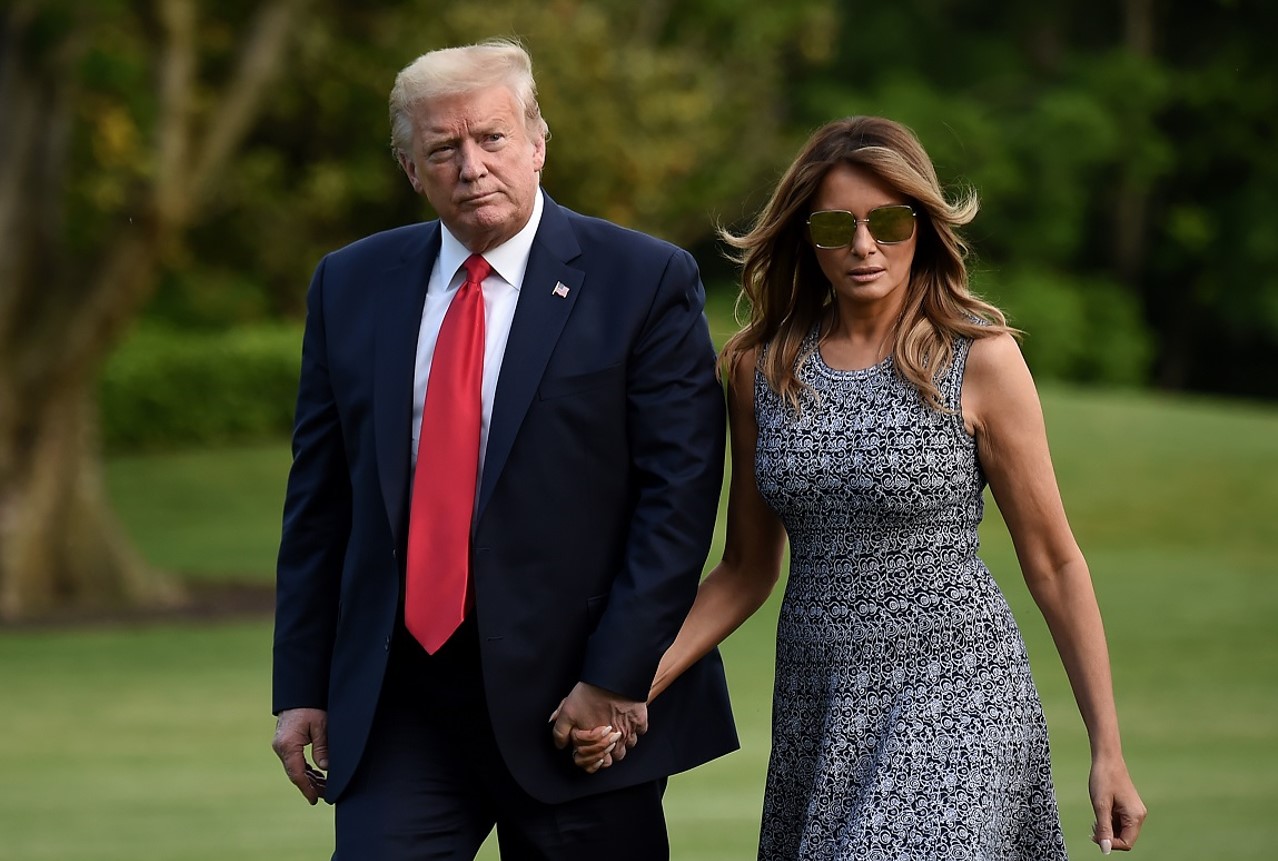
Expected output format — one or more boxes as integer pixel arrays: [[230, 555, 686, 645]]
[[437, 187, 544, 292]]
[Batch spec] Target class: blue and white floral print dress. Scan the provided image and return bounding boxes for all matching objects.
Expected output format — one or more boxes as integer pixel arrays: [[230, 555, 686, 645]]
[[753, 331, 1068, 860]]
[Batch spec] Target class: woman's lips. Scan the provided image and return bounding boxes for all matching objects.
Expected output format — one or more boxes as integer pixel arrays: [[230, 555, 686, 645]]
[[848, 268, 884, 282]]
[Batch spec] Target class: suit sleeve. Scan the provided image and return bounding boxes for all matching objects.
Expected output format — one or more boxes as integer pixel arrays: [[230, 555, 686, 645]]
[[578, 247, 726, 701], [272, 256, 352, 714]]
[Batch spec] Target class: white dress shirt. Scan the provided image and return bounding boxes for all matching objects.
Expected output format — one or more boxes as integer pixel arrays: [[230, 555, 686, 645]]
[[411, 189, 544, 476]]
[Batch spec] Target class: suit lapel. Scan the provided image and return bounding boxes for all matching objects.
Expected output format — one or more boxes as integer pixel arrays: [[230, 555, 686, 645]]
[[374, 223, 440, 547], [477, 196, 583, 520]]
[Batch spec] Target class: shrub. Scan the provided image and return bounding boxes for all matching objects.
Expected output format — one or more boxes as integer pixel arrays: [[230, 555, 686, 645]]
[[101, 324, 303, 452], [974, 266, 1154, 386]]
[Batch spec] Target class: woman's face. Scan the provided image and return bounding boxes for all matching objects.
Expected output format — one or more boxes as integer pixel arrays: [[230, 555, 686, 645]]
[[807, 162, 917, 314]]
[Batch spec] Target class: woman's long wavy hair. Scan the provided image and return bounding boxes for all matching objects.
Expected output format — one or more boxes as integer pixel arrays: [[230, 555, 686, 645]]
[[720, 116, 1012, 412]]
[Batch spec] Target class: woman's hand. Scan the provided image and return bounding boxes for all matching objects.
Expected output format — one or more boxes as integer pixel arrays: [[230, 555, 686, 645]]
[[1089, 756, 1147, 853], [548, 698, 631, 773], [570, 724, 629, 773]]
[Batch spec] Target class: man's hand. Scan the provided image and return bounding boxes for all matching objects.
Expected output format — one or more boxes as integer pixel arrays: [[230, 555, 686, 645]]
[[271, 707, 329, 805], [550, 682, 647, 770]]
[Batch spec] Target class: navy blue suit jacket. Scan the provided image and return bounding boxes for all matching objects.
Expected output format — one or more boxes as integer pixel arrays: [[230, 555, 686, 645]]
[[273, 193, 738, 804]]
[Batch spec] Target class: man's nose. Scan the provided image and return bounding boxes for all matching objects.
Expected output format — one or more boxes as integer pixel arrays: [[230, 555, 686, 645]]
[[457, 140, 487, 181]]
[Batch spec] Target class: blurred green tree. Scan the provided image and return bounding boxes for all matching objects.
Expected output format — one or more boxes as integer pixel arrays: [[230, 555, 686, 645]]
[[0, 0, 833, 618], [789, 0, 1277, 393], [7, 0, 1270, 619], [0, 0, 310, 620], [160, 0, 836, 322]]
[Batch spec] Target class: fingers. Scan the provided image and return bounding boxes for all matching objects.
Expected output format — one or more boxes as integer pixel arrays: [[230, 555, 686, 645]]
[[552, 709, 598, 751], [604, 726, 634, 761], [310, 726, 330, 772], [573, 730, 621, 758], [568, 726, 621, 773], [304, 765, 328, 800], [1093, 794, 1147, 853], [569, 725, 614, 742], [547, 697, 565, 725], [550, 712, 573, 750], [1092, 813, 1137, 853], [571, 731, 621, 772], [274, 735, 321, 805], [607, 700, 648, 741], [271, 709, 327, 805], [1112, 803, 1146, 852], [570, 726, 620, 757], [632, 709, 650, 737], [579, 751, 612, 774], [600, 731, 636, 764], [1088, 760, 1145, 854], [551, 682, 650, 769], [1091, 798, 1114, 855]]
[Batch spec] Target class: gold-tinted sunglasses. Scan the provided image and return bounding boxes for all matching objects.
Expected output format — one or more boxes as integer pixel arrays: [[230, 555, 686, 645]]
[[807, 205, 916, 248]]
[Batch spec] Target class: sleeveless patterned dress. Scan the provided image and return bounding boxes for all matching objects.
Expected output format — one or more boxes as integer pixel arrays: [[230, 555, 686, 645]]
[[753, 331, 1068, 860]]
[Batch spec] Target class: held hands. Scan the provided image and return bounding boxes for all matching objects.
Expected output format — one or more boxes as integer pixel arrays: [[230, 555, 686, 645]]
[[271, 707, 329, 804], [564, 724, 628, 773], [1089, 756, 1147, 853], [549, 681, 646, 774]]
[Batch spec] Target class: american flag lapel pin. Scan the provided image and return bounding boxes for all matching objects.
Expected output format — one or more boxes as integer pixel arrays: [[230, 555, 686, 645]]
[[552, 282, 570, 299]]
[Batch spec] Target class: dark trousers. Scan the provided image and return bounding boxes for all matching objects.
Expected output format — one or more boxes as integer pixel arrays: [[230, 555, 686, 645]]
[[333, 620, 670, 860]]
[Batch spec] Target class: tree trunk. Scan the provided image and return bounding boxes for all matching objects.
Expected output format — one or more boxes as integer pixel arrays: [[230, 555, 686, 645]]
[[0, 4, 174, 622], [0, 0, 308, 621], [0, 381, 184, 621], [0, 223, 185, 621], [1114, 0, 1155, 285]]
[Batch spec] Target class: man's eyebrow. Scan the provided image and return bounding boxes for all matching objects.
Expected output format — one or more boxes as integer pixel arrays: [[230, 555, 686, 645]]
[[420, 131, 456, 149], [423, 118, 510, 141], [471, 118, 512, 134]]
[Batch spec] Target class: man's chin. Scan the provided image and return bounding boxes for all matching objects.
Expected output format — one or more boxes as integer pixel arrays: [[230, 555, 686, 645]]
[[450, 205, 529, 249]]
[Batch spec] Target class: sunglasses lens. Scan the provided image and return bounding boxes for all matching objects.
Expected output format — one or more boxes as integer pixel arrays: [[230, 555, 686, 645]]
[[809, 206, 916, 247], [868, 205, 916, 243], [808, 211, 856, 248]]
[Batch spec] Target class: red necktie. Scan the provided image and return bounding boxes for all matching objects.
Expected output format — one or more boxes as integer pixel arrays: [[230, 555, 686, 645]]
[[405, 253, 490, 654]]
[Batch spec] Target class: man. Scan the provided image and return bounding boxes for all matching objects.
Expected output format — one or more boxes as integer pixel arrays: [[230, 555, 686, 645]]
[[270, 39, 737, 859]]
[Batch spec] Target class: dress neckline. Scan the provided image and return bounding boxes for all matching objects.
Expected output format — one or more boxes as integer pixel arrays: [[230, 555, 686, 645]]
[[808, 332, 894, 379]]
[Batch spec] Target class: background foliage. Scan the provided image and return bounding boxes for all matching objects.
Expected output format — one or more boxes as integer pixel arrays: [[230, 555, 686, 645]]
[[68, 0, 1277, 405], [100, 324, 301, 450]]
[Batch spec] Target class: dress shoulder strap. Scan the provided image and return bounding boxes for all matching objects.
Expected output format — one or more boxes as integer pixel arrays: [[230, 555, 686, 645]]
[[939, 335, 974, 414]]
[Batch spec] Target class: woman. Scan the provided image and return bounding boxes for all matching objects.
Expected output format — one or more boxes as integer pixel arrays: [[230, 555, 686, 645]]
[[572, 116, 1146, 858]]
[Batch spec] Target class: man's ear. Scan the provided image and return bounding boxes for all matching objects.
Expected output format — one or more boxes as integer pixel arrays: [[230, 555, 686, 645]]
[[532, 134, 546, 173]]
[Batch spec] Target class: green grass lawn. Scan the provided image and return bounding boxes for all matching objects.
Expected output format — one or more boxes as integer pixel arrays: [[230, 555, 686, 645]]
[[2, 383, 1276, 859]]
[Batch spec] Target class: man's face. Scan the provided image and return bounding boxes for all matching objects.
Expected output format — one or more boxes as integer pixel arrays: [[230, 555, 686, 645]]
[[398, 85, 546, 253]]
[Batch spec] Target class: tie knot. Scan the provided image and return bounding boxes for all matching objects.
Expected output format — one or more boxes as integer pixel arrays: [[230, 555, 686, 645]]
[[462, 254, 491, 286]]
